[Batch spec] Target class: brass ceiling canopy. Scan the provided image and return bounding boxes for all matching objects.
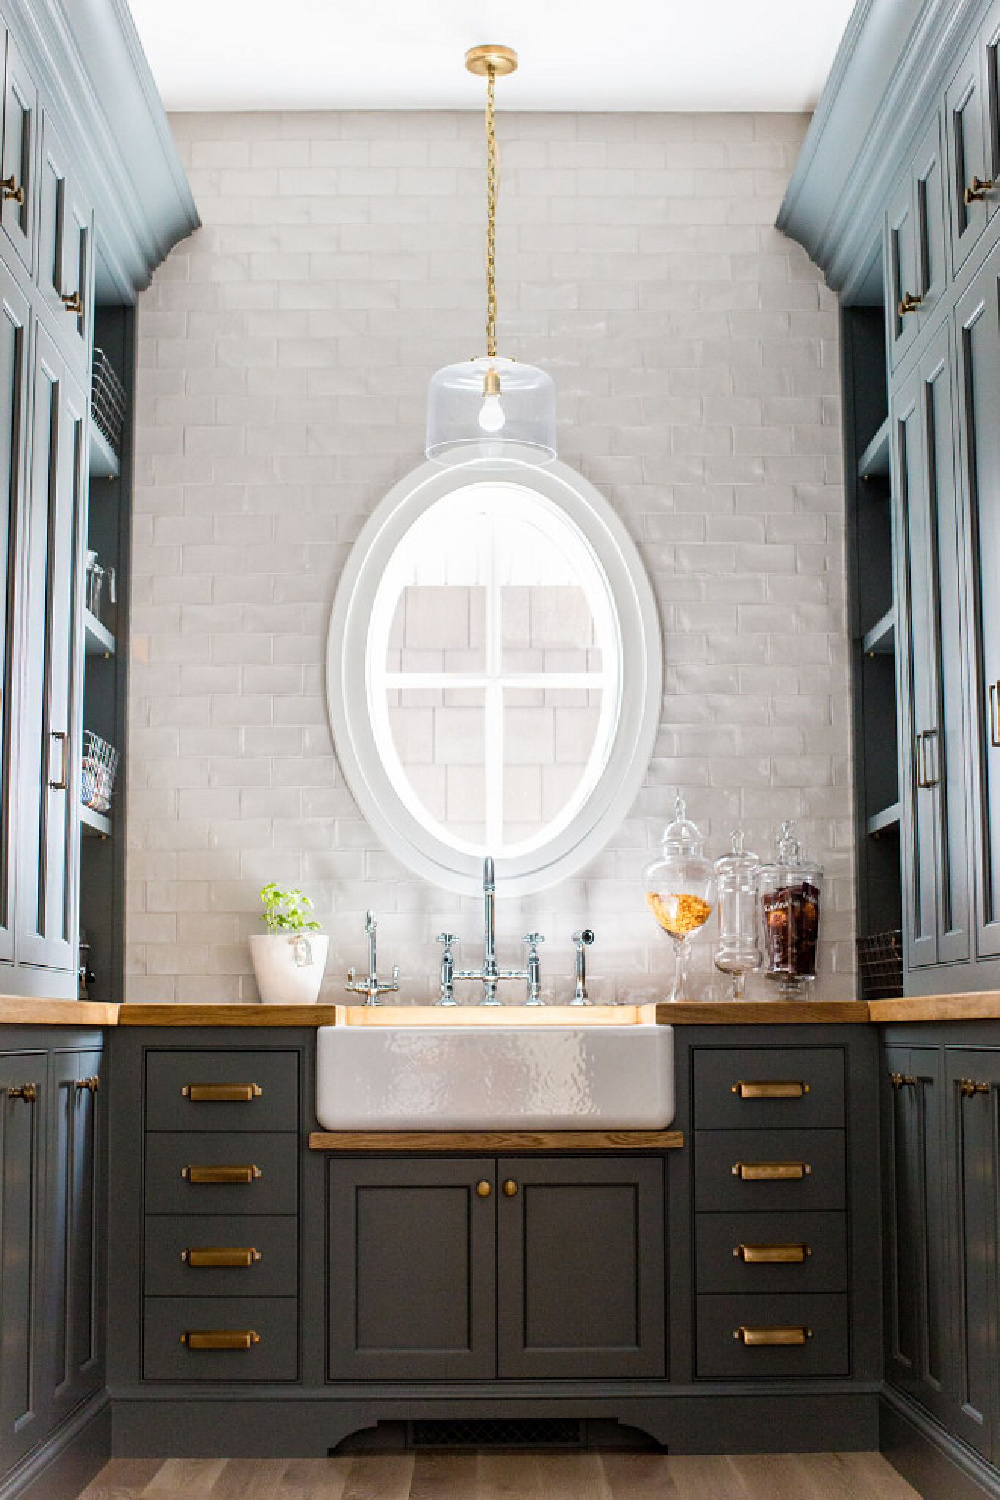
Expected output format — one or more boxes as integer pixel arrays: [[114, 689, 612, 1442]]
[[465, 45, 518, 78]]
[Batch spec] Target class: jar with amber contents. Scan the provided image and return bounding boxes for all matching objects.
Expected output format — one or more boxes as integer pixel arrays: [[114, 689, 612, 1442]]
[[644, 797, 716, 1002]]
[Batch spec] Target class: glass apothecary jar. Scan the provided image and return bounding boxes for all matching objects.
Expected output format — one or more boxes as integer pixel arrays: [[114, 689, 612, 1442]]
[[714, 829, 762, 999], [644, 797, 716, 1002], [759, 821, 822, 996]]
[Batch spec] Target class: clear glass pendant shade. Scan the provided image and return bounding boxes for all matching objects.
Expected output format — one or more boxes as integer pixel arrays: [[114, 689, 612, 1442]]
[[425, 356, 557, 465]]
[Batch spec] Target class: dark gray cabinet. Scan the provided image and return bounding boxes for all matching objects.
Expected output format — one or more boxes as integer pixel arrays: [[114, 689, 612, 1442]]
[[327, 1154, 666, 1383], [0, 256, 27, 971], [0, 1048, 45, 1468]]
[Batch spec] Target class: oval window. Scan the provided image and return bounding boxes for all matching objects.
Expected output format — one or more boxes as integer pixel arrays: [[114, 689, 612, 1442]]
[[327, 460, 661, 896]]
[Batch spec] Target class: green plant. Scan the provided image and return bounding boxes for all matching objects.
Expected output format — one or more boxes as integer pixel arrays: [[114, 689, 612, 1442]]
[[259, 883, 321, 935]]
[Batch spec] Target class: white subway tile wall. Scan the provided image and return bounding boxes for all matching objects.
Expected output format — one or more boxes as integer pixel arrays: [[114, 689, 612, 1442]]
[[129, 109, 853, 1004]]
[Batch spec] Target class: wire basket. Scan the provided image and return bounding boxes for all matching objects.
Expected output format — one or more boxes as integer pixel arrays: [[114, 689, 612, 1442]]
[[857, 929, 904, 1000], [91, 347, 126, 454], [81, 731, 119, 815]]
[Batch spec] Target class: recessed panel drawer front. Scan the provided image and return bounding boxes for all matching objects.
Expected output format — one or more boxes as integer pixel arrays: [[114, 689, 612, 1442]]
[[696, 1293, 849, 1378], [695, 1211, 847, 1294], [144, 1214, 298, 1297], [145, 1051, 299, 1132], [693, 1048, 845, 1129], [694, 1130, 845, 1212], [145, 1133, 298, 1215], [143, 1296, 298, 1382]]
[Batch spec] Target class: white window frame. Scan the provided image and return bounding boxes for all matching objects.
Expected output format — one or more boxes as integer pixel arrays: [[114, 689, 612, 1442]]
[[327, 458, 662, 897]]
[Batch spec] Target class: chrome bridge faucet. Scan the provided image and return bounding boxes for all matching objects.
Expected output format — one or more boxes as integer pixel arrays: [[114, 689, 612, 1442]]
[[345, 910, 399, 1006], [437, 856, 544, 1006]]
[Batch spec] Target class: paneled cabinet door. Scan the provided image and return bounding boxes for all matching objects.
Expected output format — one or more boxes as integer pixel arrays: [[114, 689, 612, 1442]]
[[0, 260, 28, 968], [16, 326, 85, 974], [45, 1048, 103, 1424], [0, 33, 37, 276], [886, 114, 948, 368], [887, 170, 920, 367], [327, 1157, 496, 1381], [0, 1050, 45, 1470], [495, 1156, 665, 1379], [955, 242, 1000, 959], [881, 1045, 949, 1426], [943, 1048, 1000, 1463], [37, 115, 91, 367], [893, 329, 971, 971], [946, 37, 991, 275]]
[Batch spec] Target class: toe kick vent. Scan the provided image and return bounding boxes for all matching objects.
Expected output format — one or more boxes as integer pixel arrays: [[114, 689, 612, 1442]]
[[410, 1418, 584, 1450]]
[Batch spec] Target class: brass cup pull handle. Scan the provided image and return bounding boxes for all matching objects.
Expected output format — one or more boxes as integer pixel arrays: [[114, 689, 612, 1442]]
[[180, 1329, 260, 1351], [897, 292, 922, 316], [476, 1179, 492, 1198], [959, 1078, 992, 1097], [733, 1242, 812, 1264], [890, 1072, 917, 1089], [181, 1083, 263, 1103], [7, 1084, 37, 1103], [733, 1325, 812, 1347], [965, 175, 995, 203], [181, 1164, 262, 1184], [731, 1161, 811, 1180], [47, 730, 69, 790], [989, 683, 1000, 749], [1, 175, 24, 206], [181, 1246, 262, 1268], [731, 1080, 809, 1099], [502, 1179, 518, 1197], [75, 1075, 99, 1094], [61, 291, 83, 316]]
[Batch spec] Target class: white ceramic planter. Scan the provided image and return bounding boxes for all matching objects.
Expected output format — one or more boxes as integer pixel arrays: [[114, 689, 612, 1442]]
[[249, 932, 329, 1004]]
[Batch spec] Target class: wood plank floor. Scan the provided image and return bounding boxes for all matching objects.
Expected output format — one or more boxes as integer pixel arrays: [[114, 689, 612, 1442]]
[[77, 1452, 920, 1499]]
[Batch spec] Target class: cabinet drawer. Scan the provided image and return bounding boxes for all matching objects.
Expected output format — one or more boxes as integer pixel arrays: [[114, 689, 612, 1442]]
[[143, 1296, 298, 1382], [696, 1293, 848, 1378], [695, 1211, 847, 1294], [693, 1048, 845, 1129], [146, 1050, 299, 1132], [145, 1133, 298, 1215], [694, 1130, 845, 1212], [144, 1214, 297, 1297]]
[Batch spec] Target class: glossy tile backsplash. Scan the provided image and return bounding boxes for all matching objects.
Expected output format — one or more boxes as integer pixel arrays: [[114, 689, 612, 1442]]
[[127, 109, 852, 1003]]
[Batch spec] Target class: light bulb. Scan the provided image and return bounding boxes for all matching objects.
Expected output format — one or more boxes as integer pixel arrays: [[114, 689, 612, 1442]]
[[478, 392, 505, 433]]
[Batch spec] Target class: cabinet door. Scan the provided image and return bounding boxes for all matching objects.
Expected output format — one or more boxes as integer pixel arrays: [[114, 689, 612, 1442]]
[[0, 1051, 45, 1467], [893, 373, 938, 967], [947, 39, 990, 275], [16, 328, 85, 973], [37, 115, 91, 367], [496, 1156, 665, 1379], [914, 113, 948, 333], [887, 170, 920, 367], [45, 1048, 102, 1424], [0, 33, 37, 276], [895, 331, 971, 970], [955, 245, 1000, 958], [327, 1157, 496, 1380], [944, 1048, 1000, 1462], [881, 1046, 949, 1425], [0, 260, 28, 967]]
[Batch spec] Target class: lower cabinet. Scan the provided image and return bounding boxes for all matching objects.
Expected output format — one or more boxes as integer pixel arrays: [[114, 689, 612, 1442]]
[[0, 1032, 105, 1482], [327, 1154, 666, 1382]]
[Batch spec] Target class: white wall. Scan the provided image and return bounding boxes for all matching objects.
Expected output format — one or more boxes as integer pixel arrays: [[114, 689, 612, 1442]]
[[128, 108, 853, 1004]]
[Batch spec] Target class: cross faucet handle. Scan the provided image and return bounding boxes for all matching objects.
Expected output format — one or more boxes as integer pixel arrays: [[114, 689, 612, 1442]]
[[522, 932, 545, 948], [437, 932, 458, 947], [376, 964, 400, 996]]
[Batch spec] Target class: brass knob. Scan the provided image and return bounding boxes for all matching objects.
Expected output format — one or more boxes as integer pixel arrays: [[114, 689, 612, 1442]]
[[476, 1180, 492, 1198], [502, 1179, 518, 1197], [965, 175, 994, 204], [7, 1084, 37, 1103], [61, 291, 83, 316], [897, 292, 922, 317], [1, 175, 24, 205], [75, 1075, 99, 1094]]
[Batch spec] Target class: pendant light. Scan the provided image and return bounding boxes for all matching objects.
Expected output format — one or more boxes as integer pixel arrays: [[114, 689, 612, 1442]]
[[425, 45, 557, 465]]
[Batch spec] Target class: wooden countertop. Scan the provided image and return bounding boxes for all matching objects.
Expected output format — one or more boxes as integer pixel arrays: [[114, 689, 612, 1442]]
[[0, 997, 120, 1026], [654, 999, 869, 1024], [117, 1003, 341, 1027], [869, 992, 1000, 1022]]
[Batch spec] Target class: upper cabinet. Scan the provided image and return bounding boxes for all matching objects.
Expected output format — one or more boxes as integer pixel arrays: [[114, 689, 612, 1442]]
[[887, 114, 948, 368], [0, 32, 37, 277], [38, 115, 92, 369]]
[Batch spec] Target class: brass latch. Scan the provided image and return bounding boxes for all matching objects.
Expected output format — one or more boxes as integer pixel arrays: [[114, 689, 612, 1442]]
[[890, 1072, 917, 1089], [7, 1084, 37, 1103], [958, 1079, 992, 1097], [76, 1075, 99, 1094]]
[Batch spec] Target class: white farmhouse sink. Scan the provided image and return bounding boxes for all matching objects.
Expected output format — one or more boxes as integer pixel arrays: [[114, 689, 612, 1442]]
[[315, 1022, 674, 1131]]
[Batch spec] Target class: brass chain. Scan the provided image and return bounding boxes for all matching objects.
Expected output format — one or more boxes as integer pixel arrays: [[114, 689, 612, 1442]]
[[486, 64, 497, 359]]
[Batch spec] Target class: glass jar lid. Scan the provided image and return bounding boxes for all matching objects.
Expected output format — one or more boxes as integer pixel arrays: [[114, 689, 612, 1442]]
[[660, 795, 706, 856], [714, 827, 760, 881]]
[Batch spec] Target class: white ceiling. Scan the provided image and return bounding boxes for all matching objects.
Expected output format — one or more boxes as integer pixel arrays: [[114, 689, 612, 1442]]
[[126, 0, 857, 114]]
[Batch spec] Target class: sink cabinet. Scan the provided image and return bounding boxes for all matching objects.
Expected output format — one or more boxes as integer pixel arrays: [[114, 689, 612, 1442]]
[[327, 1154, 665, 1382]]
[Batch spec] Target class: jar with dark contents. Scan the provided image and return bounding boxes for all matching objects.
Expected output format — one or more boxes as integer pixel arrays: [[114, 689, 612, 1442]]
[[759, 822, 822, 996]]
